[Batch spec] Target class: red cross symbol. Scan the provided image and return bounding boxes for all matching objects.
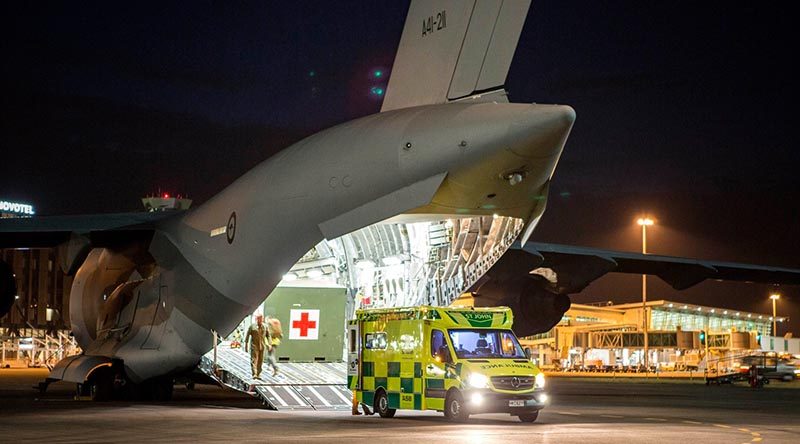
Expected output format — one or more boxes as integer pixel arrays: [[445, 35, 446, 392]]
[[292, 312, 317, 337]]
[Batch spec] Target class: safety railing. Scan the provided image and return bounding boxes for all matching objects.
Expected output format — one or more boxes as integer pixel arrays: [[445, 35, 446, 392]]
[[0, 331, 80, 369]]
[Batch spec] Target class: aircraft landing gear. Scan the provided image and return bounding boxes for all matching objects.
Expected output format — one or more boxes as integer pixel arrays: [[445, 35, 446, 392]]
[[78, 366, 114, 401], [77, 364, 174, 402], [150, 377, 174, 401], [127, 377, 174, 401]]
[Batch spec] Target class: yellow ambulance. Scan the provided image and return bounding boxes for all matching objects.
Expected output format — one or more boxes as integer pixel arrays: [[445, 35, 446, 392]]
[[347, 305, 547, 422]]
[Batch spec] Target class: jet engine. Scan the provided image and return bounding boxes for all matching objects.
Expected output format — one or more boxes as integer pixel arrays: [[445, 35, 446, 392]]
[[495, 284, 570, 338], [0, 259, 16, 319], [467, 249, 571, 337]]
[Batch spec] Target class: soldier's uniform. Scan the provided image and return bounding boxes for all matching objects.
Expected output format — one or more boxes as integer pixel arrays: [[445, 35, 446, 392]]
[[245, 321, 270, 379]]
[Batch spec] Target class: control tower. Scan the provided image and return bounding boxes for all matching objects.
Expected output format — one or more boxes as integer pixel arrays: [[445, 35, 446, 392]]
[[141, 193, 192, 212]]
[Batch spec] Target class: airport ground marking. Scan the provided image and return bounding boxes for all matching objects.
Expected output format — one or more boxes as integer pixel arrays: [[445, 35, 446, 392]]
[[548, 408, 766, 443], [741, 428, 763, 443], [689, 420, 768, 443]]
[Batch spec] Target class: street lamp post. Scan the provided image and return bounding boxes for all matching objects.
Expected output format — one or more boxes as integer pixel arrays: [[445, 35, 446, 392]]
[[770, 293, 780, 337], [637, 217, 654, 370]]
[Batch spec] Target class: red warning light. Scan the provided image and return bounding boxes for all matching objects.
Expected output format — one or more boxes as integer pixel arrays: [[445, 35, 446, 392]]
[[163, 193, 170, 199]]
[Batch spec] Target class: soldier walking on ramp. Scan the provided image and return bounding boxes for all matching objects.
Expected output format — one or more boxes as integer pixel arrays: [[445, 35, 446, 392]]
[[245, 314, 270, 379], [266, 315, 282, 376]]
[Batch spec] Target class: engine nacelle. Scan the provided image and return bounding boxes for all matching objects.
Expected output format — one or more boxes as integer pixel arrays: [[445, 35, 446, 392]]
[[0, 259, 16, 319], [497, 284, 570, 338], [70, 245, 152, 349], [470, 277, 570, 338], [467, 249, 571, 337]]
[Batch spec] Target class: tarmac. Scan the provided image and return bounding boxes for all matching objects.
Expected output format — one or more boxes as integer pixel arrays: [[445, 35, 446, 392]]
[[1, 368, 798, 443]]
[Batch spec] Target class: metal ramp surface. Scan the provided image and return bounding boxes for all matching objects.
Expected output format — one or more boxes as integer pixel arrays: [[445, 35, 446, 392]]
[[255, 384, 353, 410], [200, 343, 351, 411]]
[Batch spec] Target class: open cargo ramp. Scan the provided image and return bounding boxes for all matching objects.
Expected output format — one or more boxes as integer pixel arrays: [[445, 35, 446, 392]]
[[199, 343, 351, 411]]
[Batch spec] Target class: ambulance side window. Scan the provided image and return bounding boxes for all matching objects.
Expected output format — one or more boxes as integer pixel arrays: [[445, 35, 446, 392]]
[[349, 329, 357, 353], [431, 330, 452, 363], [365, 332, 387, 350]]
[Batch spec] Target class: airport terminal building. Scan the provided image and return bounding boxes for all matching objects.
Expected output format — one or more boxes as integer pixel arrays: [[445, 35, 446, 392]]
[[520, 299, 793, 371]]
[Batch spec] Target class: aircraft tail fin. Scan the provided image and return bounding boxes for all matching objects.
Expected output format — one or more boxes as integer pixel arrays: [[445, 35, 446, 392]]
[[381, 0, 532, 112]]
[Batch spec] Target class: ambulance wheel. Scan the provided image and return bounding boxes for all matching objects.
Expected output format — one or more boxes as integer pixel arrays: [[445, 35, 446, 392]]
[[374, 389, 396, 418], [444, 390, 469, 422], [518, 411, 539, 423]]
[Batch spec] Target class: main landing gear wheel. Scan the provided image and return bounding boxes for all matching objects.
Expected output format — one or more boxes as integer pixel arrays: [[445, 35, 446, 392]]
[[89, 368, 114, 402], [444, 391, 469, 422], [150, 377, 174, 401], [131, 377, 174, 401], [518, 411, 540, 423], [374, 389, 396, 418]]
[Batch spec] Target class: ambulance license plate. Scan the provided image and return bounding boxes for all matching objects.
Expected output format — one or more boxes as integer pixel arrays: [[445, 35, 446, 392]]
[[508, 400, 525, 407]]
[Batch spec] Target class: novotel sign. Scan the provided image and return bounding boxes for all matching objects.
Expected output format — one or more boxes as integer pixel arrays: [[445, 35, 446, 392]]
[[0, 200, 35, 215]]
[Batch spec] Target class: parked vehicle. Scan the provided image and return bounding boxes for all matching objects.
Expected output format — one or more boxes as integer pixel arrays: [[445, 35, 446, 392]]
[[737, 354, 798, 381], [348, 306, 547, 423]]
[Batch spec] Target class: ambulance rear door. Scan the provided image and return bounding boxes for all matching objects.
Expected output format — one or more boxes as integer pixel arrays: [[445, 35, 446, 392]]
[[347, 321, 360, 390]]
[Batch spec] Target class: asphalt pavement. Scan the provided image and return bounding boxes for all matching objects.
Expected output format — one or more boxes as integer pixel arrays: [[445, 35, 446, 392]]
[[1, 368, 798, 443]]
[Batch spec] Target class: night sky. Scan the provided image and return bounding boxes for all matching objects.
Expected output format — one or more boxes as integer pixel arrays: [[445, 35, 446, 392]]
[[2, 2, 798, 333]]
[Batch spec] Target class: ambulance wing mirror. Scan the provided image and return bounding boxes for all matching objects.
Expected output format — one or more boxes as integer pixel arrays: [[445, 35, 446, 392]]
[[524, 347, 532, 360]]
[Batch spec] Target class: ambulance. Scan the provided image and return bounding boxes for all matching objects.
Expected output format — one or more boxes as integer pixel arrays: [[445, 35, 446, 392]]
[[347, 305, 547, 422]]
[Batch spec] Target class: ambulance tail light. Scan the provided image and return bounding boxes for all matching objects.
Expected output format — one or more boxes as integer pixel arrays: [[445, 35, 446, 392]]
[[535, 373, 546, 389]]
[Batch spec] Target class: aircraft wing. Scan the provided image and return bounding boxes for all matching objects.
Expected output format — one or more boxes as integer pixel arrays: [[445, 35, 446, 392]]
[[0, 212, 176, 248], [513, 241, 800, 294]]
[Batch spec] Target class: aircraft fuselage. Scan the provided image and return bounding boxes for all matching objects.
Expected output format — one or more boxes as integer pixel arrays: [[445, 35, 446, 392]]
[[73, 102, 575, 381]]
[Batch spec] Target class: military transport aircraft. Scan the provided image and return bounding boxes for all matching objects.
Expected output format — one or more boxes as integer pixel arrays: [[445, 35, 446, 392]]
[[1, 0, 798, 400]]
